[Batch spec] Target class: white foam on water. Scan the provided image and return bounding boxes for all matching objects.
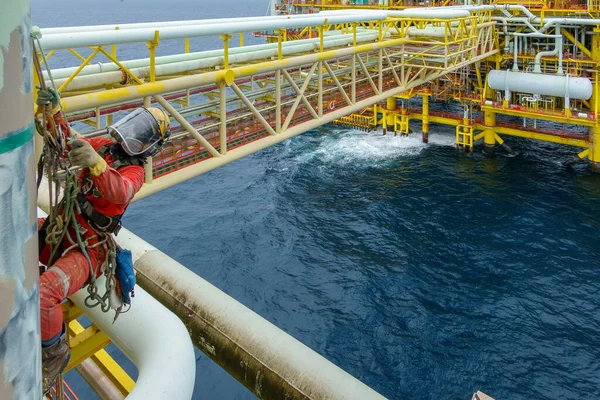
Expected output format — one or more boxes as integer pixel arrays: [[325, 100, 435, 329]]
[[295, 128, 455, 167]]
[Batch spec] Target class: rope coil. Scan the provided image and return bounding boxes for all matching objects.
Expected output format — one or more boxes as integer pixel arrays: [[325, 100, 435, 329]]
[[33, 34, 119, 315]]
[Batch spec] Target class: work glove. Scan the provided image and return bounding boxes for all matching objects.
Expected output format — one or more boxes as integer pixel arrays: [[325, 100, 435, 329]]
[[36, 88, 60, 108], [69, 139, 100, 168]]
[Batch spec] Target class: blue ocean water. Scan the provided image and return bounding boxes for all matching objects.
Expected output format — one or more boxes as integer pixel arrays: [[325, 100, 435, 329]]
[[33, 1, 600, 399]]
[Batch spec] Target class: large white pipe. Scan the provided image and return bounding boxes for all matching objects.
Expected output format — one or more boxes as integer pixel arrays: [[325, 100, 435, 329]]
[[39, 12, 369, 35], [45, 41, 292, 80], [45, 28, 373, 80], [418, 4, 535, 19], [38, 13, 388, 50], [539, 18, 600, 33], [488, 70, 593, 99], [407, 26, 456, 38], [70, 279, 196, 399], [46, 31, 377, 84], [51, 32, 382, 91], [115, 227, 387, 400], [417, 4, 600, 32], [387, 9, 471, 19], [319, 8, 472, 19], [34, 204, 197, 400]]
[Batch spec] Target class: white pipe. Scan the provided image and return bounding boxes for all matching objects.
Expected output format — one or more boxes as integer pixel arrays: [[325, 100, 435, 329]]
[[35, 203, 197, 400], [511, 32, 563, 74], [539, 18, 600, 33], [488, 70, 593, 99], [512, 35, 519, 71], [51, 32, 382, 91], [38, 13, 388, 50], [70, 279, 196, 399], [44, 29, 372, 80], [427, 4, 536, 19], [116, 227, 387, 400], [419, 4, 600, 33], [533, 34, 562, 74], [45, 40, 301, 80], [386, 9, 471, 18], [39, 12, 370, 35]]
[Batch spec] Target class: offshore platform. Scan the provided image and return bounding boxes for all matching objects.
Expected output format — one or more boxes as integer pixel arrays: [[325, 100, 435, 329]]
[[0, 0, 599, 399]]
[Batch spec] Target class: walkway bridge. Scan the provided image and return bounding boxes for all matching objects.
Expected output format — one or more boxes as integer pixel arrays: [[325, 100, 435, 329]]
[[36, 9, 497, 200]]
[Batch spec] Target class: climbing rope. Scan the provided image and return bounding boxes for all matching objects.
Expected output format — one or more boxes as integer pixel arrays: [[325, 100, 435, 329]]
[[32, 30, 118, 314]]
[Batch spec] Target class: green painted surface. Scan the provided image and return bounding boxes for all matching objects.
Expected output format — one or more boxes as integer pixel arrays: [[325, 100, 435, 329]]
[[0, 125, 34, 155]]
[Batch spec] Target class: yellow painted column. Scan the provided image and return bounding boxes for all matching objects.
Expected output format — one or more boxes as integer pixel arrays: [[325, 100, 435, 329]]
[[422, 94, 429, 143], [590, 31, 599, 171], [590, 125, 600, 172], [483, 110, 496, 154], [386, 96, 396, 134]]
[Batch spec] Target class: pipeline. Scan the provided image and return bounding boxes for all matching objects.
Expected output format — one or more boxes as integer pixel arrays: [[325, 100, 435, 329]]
[[40, 12, 383, 35], [37, 12, 388, 51], [108, 226, 387, 400], [43, 28, 374, 81], [50, 31, 385, 91]]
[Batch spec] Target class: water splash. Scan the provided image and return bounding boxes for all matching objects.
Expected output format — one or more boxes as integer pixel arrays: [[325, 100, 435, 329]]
[[294, 128, 456, 167]]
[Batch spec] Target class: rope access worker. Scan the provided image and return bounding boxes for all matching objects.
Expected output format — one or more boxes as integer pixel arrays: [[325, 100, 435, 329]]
[[35, 88, 171, 393]]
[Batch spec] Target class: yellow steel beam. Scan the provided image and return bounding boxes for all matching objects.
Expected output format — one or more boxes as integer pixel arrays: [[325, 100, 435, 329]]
[[97, 47, 144, 85], [65, 321, 111, 373], [61, 301, 84, 322], [90, 350, 135, 396], [489, 125, 589, 148], [578, 149, 590, 159], [67, 48, 86, 63], [57, 47, 101, 92], [65, 317, 134, 396], [562, 29, 592, 59], [409, 113, 460, 126], [40, 49, 55, 65]]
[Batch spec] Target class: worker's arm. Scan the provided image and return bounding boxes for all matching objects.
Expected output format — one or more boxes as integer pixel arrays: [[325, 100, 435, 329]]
[[69, 139, 145, 204], [35, 88, 77, 137], [91, 164, 145, 204]]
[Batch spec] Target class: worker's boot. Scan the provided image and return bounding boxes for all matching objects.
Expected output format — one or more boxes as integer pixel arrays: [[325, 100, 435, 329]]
[[42, 332, 70, 394]]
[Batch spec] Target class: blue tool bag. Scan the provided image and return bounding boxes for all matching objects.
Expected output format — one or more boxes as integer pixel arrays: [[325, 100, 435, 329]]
[[115, 248, 136, 304]]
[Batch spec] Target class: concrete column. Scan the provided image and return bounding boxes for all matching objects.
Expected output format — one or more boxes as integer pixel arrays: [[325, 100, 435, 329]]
[[0, 0, 42, 398], [422, 94, 429, 143], [483, 110, 496, 154]]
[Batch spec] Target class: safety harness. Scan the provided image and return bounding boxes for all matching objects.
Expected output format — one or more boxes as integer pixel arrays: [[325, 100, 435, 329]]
[[77, 144, 145, 236]]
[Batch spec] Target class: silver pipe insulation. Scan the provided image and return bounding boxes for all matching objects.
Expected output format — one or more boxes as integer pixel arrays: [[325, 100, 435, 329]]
[[75, 359, 125, 400]]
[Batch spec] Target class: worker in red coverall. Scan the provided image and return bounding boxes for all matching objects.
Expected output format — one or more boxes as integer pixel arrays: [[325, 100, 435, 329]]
[[35, 88, 171, 393]]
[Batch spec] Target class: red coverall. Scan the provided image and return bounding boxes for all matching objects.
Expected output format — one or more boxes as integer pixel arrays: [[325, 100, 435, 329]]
[[39, 137, 145, 341]]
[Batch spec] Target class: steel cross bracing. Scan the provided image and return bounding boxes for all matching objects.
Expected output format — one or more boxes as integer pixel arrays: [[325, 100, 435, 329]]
[[34, 15, 497, 199]]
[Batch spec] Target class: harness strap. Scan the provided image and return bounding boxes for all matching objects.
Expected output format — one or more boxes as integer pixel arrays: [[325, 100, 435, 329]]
[[76, 193, 123, 235], [78, 144, 142, 233]]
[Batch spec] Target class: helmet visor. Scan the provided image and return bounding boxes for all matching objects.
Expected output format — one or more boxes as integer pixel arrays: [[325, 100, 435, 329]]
[[109, 108, 162, 156]]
